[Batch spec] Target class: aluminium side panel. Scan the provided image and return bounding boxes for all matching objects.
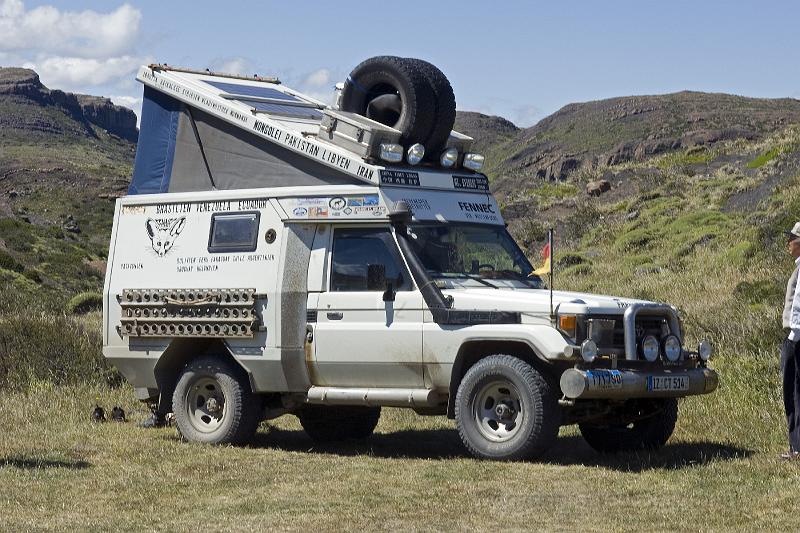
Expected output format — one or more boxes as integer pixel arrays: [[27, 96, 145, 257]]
[[104, 195, 287, 392]]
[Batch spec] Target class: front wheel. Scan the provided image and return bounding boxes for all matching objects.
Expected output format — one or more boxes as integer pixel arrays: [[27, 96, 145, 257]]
[[455, 355, 560, 461], [579, 398, 678, 453], [172, 355, 261, 445]]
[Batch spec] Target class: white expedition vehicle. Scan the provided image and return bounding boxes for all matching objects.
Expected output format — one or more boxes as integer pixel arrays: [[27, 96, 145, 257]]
[[103, 57, 718, 460]]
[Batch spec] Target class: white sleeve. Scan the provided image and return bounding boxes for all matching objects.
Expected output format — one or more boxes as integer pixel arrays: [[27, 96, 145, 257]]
[[789, 274, 800, 341]]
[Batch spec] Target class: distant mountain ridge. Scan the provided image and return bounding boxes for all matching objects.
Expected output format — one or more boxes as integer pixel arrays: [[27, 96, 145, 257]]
[[0, 67, 137, 142], [457, 91, 800, 192]]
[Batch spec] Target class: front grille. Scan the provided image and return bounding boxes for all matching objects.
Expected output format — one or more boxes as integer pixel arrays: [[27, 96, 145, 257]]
[[580, 315, 671, 354]]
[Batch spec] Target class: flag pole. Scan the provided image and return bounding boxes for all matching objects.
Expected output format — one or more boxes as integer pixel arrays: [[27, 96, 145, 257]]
[[549, 228, 554, 320]]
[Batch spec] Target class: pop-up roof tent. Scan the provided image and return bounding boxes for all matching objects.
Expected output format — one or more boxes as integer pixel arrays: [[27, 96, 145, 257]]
[[129, 64, 486, 196]]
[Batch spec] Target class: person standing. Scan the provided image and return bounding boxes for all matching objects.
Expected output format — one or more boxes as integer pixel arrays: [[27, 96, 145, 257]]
[[782, 222, 800, 459]]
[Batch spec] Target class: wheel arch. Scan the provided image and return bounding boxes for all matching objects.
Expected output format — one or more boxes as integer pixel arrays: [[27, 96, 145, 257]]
[[153, 338, 253, 413], [446, 339, 555, 419]]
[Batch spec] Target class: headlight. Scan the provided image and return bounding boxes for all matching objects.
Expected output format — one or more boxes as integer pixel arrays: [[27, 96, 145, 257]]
[[379, 143, 403, 163], [407, 143, 425, 165], [640, 335, 660, 362], [698, 340, 713, 361], [440, 148, 459, 168], [662, 335, 682, 362], [463, 153, 485, 171], [580, 339, 597, 363]]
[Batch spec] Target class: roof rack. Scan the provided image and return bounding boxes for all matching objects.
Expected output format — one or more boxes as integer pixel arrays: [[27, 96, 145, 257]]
[[147, 63, 280, 84]]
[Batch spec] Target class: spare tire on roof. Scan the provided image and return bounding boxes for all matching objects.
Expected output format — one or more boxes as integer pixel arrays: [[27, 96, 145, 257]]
[[339, 56, 436, 147], [402, 58, 456, 160]]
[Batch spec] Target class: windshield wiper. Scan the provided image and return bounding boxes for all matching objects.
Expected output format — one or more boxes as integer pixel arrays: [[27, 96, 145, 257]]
[[427, 271, 500, 289], [456, 272, 501, 289]]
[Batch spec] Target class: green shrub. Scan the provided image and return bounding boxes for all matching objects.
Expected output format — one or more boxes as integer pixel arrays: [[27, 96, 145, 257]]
[[0, 249, 24, 273], [0, 311, 121, 389], [65, 292, 103, 314], [557, 252, 588, 268], [22, 268, 42, 283], [0, 217, 34, 252], [734, 280, 783, 305], [747, 145, 791, 169]]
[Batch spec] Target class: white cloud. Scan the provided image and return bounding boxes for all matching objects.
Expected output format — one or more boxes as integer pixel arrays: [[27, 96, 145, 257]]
[[303, 68, 330, 88], [0, 1, 146, 122], [214, 57, 254, 76], [24, 55, 143, 91], [0, 1, 141, 59]]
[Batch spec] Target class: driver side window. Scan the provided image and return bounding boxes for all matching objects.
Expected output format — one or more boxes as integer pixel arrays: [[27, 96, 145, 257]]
[[330, 228, 412, 292]]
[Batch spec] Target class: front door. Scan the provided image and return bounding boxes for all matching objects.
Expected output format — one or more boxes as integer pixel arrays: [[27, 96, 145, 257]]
[[311, 226, 424, 388]]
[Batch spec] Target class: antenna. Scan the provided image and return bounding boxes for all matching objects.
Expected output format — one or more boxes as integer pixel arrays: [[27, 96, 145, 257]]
[[549, 228, 554, 319]]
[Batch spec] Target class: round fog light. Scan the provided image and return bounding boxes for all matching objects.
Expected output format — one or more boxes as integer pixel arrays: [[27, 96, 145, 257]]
[[580, 339, 598, 363], [698, 340, 713, 361], [440, 148, 459, 168], [641, 335, 660, 362], [663, 335, 682, 362], [407, 143, 425, 165]]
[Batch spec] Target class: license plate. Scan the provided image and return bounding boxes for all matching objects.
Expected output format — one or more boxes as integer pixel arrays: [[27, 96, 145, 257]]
[[586, 369, 623, 390], [647, 375, 688, 392]]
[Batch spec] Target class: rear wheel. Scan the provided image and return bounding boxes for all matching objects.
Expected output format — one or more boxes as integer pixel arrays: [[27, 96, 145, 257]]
[[172, 356, 261, 445], [579, 398, 678, 453], [455, 355, 560, 460], [298, 405, 381, 442]]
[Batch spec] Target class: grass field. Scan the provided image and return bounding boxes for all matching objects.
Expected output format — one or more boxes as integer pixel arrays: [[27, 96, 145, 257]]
[[3, 127, 800, 531], [1, 372, 798, 532]]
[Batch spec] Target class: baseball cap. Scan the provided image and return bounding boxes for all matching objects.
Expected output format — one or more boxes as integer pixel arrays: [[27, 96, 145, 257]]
[[785, 222, 800, 240]]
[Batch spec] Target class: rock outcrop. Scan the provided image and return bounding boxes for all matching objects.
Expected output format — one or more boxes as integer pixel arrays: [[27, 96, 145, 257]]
[[0, 67, 137, 142]]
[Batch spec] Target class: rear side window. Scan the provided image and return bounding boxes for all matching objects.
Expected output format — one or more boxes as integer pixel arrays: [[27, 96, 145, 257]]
[[208, 212, 260, 253], [330, 228, 412, 292]]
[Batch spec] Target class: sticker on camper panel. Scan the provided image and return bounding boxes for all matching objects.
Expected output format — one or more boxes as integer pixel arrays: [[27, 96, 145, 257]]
[[292, 207, 308, 217], [145, 217, 187, 257], [380, 170, 420, 186], [329, 197, 346, 211]]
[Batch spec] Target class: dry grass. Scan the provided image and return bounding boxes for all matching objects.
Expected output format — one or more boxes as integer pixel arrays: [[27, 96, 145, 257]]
[[0, 374, 798, 532]]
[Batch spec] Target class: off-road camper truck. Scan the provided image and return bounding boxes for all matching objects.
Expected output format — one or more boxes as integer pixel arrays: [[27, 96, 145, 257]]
[[103, 57, 718, 460]]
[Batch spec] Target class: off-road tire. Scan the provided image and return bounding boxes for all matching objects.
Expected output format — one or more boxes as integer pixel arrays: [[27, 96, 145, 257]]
[[172, 355, 261, 445], [298, 405, 381, 442], [339, 56, 436, 146], [455, 355, 560, 461], [579, 398, 678, 453], [403, 58, 456, 159]]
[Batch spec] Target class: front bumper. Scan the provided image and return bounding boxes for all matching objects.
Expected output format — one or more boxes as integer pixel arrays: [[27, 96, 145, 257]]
[[560, 366, 719, 400]]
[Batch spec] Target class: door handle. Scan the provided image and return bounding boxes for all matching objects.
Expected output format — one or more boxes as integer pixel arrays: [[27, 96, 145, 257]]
[[326, 312, 343, 320]]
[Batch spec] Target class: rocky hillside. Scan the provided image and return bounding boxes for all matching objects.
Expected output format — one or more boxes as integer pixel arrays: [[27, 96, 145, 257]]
[[0, 67, 136, 306], [0, 67, 138, 142], [466, 91, 800, 194]]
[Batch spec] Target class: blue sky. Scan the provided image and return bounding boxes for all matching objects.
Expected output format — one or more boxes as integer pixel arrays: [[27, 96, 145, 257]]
[[3, 0, 799, 127]]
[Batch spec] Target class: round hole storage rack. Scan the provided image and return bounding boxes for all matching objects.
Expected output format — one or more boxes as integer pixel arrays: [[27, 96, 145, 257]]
[[117, 288, 260, 338]]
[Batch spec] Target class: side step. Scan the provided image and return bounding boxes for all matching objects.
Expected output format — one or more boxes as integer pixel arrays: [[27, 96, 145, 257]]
[[306, 387, 440, 408]]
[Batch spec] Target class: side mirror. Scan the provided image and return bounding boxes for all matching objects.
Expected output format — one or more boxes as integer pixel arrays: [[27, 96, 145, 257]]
[[382, 281, 396, 302], [367, 264, 386, 291]]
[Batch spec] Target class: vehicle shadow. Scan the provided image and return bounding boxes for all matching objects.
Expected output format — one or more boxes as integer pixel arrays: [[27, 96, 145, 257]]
[[540, 436, 754, 472], [0, 455, 91, 470], [246, 428, 753, 470]]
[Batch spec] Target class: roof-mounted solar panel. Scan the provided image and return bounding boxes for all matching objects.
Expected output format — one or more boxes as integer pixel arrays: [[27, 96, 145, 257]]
[[204, 80, 323, 120]]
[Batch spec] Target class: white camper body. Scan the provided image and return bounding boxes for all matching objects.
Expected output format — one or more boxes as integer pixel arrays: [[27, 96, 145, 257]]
[[103, 62, 717, 459]]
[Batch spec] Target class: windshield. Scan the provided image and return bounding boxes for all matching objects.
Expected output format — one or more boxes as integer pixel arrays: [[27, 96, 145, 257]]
[[406, 223, 543, 289]]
